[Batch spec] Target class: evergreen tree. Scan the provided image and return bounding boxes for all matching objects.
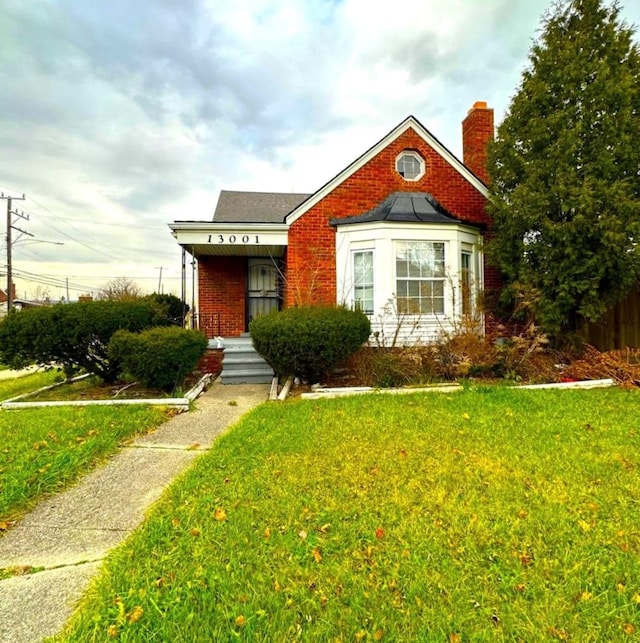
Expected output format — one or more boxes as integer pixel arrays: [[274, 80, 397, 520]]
[[488, 0, 640, 334]]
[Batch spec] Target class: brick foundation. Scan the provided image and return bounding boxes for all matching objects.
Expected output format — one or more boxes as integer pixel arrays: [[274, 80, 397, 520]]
[[197, 348, 223, 375]]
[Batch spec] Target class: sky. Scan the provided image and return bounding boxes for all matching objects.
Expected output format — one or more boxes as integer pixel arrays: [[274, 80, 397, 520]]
[[2, 0, 640, 301]]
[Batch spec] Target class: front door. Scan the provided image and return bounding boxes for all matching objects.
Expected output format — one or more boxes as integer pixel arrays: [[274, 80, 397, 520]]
[[247, 258, 280, 329]]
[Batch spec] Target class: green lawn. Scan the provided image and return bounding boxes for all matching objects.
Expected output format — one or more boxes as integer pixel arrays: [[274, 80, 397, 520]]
[[57, 387, 640, 642], [0, 370, 60, 402], [0, 405, 170, 525]]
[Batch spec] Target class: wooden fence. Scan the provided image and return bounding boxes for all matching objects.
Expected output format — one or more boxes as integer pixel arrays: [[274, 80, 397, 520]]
[[580, 286, 640, 350]]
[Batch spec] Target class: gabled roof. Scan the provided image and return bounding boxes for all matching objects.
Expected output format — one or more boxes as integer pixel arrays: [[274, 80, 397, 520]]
[[285, 115, 489, 226], [330, 192, 482, 228], [213, 190, 310, 223]]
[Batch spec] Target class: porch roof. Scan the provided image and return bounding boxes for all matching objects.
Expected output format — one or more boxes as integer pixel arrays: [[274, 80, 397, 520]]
[[168, 222, 289, 257]]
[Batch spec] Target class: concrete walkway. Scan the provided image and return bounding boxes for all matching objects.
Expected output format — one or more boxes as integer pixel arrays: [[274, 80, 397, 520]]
[[0, 366, 42, 381], [0, 381, 270, 643]]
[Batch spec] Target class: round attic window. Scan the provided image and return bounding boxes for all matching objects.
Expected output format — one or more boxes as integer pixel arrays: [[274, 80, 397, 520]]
[[396, 151, 425, 181]]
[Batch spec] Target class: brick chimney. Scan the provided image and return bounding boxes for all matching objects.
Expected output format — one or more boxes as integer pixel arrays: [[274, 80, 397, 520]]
[[462, 101, 494, 185]]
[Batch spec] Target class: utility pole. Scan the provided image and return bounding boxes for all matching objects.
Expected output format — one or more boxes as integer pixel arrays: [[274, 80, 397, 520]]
[[1, 193, 27, 312], [156, 266, 164, 294]]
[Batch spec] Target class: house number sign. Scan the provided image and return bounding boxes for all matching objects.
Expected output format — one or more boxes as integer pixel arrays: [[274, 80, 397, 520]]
[[208, 234, 260, 244]]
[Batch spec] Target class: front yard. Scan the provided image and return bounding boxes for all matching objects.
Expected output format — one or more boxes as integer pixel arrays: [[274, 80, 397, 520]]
[[0, 372, 171, 525], [56, 386, 640, 641]]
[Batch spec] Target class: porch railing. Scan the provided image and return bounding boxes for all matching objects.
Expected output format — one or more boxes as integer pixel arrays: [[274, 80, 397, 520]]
[[190, 312, 221, 338]]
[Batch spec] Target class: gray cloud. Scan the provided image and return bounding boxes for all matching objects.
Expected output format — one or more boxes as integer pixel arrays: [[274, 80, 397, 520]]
[[2, 0, 640, 296]]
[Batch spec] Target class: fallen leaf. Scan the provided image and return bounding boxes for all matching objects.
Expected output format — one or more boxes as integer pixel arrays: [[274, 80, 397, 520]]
[[448, 634, 461, 643], [519, 551, 534, 567], [462, 412, 470, 420], [547, 626, 569, 641], [107, 625, 119, 638], [214, 507, 227, 522], [631, 593, 640, 604], [299, 529, 308, 540], [264, 527, 271, 539], [579, 591, 593, 601], [127, 606, 144, 624], [190, 528, 201, 537], [312, 548, 322, 563], [171, 517, 180, 528], [374, 629, 384, 640], [623, 623, 635, 635], [514, 583, 526, 593], [235, 615, 246, 628]]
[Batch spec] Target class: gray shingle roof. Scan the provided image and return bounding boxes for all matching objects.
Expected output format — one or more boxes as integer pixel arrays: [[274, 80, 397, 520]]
[[330, 192, 481, 227], [213, 190, 311, 223]]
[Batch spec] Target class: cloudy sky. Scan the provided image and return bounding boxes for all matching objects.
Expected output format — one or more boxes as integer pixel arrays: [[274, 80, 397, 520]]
[[2, 0, 639, 301]]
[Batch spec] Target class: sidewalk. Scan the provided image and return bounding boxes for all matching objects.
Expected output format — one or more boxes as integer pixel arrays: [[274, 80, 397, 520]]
[[0, 381, 270, 643], [0, 366, 41, 381]]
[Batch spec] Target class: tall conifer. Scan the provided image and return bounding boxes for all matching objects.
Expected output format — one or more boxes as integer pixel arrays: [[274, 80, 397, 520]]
[[488, 0, 640, 333]]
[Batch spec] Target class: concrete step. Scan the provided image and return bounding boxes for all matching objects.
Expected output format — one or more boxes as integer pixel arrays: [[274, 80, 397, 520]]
[[220, 336, 273, 384], [220, 369, 275, 385], [222, 358, 272, 372]]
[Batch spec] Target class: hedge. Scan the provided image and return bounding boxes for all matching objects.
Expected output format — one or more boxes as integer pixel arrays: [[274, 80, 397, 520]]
[[249, 306, 371, 383], [109, 326, 208, 391], [0, 300, 169, 382]]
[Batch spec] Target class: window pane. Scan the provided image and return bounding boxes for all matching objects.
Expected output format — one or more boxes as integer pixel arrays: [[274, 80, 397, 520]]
[[433, 243, 445, 277], [395, 242, 447, 316], [353, 251, 373, 314]]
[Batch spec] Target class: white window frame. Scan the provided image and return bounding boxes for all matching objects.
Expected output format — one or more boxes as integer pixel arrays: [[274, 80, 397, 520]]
[[460, 248, 473, 315], [395, 151, 425, 181], [395, 241, 446, 315], [352, 250, 374, 314]]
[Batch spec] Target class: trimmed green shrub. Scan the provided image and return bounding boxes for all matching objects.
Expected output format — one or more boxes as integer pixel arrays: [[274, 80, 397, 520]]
[[0, 301, 169, 382], [109, 326, 208, 391], [249, 306, 371, 383], [143, 293, 189, 324]]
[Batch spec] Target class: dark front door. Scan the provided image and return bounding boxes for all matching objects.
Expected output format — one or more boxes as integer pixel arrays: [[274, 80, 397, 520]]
[[247, 259, 280, 329]]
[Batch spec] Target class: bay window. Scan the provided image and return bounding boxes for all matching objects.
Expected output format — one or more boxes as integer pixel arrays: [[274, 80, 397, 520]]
[[395, 241, 445, 314]]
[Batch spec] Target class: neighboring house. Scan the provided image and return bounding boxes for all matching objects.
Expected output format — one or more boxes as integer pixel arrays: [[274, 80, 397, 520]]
[[170, 101, 498, 346]]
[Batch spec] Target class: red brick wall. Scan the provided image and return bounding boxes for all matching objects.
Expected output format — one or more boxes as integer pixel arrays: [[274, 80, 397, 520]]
[[462, 102, 494, 185], [198, 256, 246, 336], [197, 348, 223, 375], [0, 283, 16, 303], [287, 126, 492, 306]]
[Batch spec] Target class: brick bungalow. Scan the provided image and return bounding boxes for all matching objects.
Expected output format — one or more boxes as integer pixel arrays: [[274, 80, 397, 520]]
[[170, 102, 496, 375]]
